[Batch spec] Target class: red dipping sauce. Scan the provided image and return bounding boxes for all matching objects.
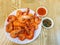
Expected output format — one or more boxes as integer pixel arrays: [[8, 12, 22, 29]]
[[37, 7, 47, 16]]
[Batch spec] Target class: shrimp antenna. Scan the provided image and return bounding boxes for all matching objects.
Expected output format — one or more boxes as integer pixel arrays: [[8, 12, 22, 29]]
[[34, 13, 36, 16], [26, 8, 30, 15]]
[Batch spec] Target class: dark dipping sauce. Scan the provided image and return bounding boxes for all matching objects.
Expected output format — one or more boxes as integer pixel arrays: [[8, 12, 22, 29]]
[[43, 19, 52, 27]]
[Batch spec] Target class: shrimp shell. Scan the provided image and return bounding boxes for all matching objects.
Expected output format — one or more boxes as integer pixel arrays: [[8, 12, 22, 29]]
[[7, 15, 17, 22], [6, 22, 13, 33], [18, 33, 26, 41], [10, 30, 20, 38]]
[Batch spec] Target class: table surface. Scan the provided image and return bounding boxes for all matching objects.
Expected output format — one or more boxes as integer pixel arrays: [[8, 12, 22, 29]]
[[0, 0, 60, 45]]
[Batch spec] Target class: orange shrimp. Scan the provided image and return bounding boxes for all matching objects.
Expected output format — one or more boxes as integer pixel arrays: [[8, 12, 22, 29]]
[[10, 30, 20, 38], [35, 17, 41, 24], [34, 13, 41, 24], [28, 14, 33, 17], [34, 24, 38, 30], [26, 28, 34, 40], [7, 15, 17, 22], [24, 26, 30, 35], [30, 23, 38, 30], [6, 22, 13, 33], [23, 8, 30, 15], [13, 26, 21, 31], [13, 20, 25, 27], [18, 33, 26, 41], [30, 17, 35, 23], [16, 10, 22, 17], [13, 20, 20, 27], [26, 8, 30, 15]]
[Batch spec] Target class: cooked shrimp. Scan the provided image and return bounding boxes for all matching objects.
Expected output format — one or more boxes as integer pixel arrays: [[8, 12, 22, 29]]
[[26, 8, 30, 15], [13, 20, 20, 27], [25, 26, 30, 35], [18, 33, 26, 41], [13, 26, 21, 31], [13, 20, 25, 27], [34, 24, 38, 30], [7, 15, 17, 22], [30, 23, 38, 30], [22, 8, 29, 15], [30, 17, 35, 23], [26, 28, 34, 40], [6, 22, 13, 33], [28, 14, 33, 17], [17, 15, 30, 22], [35, 17, 41, 24], [10, 30, 20, 38], [16, 10, 22, 17], [22, 15, 31, 19], [19, 28, 25, 34], [34, 13, 41, 24]]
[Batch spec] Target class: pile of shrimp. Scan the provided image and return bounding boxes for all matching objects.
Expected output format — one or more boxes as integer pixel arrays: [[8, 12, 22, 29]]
[[6, 8, 41, 41]]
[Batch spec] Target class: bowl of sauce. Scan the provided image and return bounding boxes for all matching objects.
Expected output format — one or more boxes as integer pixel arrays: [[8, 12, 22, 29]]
[[42, 17, 54, 29], [36, 6, 48, 17]]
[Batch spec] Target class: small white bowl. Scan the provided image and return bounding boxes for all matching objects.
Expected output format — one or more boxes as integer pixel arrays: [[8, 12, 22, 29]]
[[42, 17, 54, 29], [36, 6, 48, 17]]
